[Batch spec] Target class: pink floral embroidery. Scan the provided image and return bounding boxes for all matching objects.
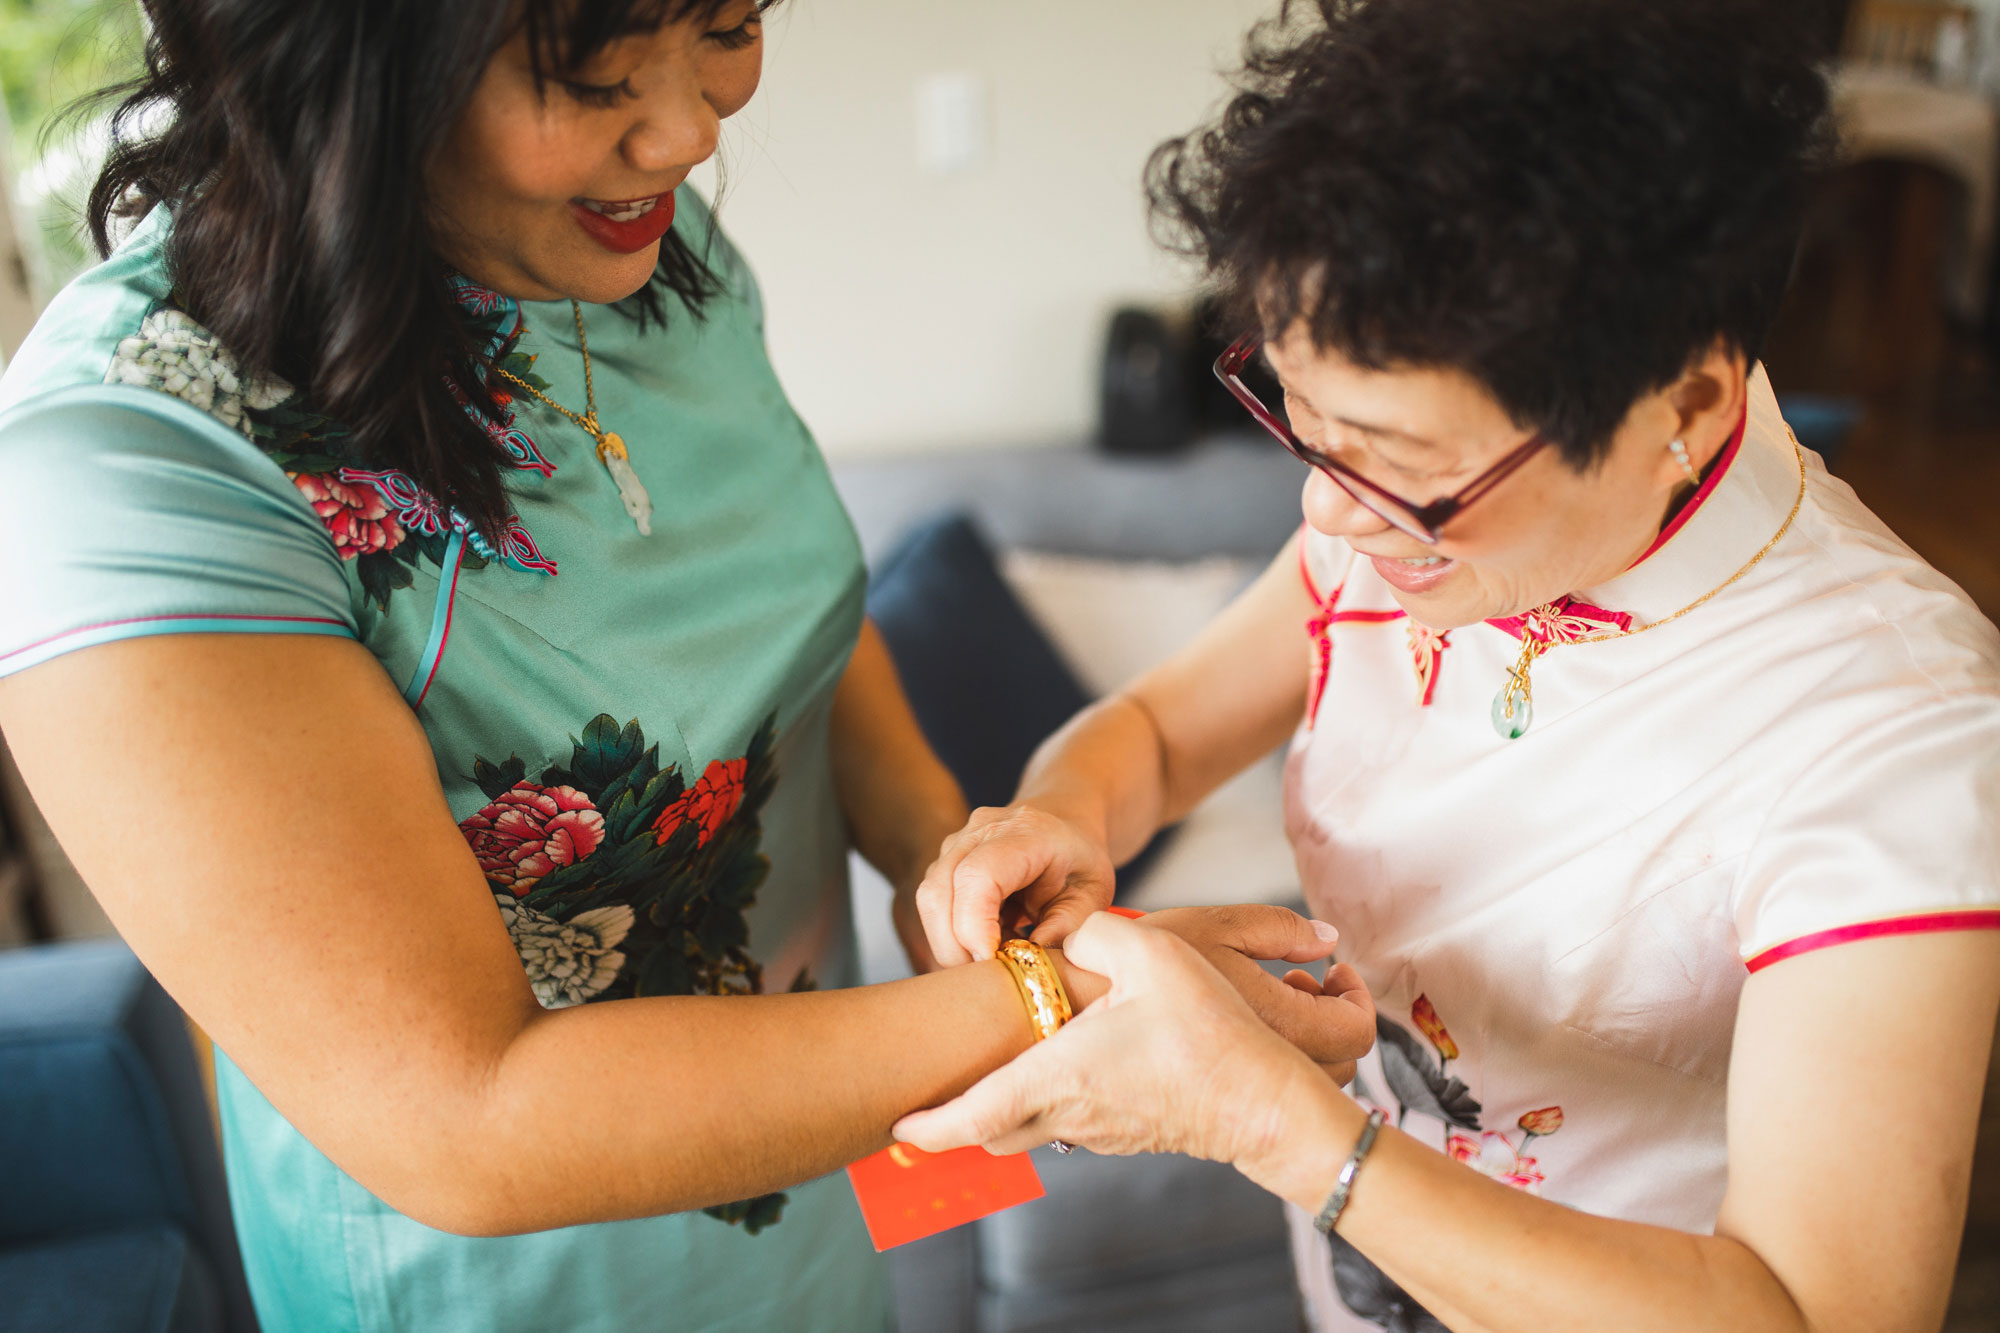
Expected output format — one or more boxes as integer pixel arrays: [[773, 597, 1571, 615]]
[[460, 781, 606, 896], [290, 472, 405, 559], [1406, 622, 1450, 707], [1446, 1132, 1547, 1193]]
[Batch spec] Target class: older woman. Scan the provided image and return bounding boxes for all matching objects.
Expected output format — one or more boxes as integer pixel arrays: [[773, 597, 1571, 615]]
[[0, 2, 1366, 1329], [905, 2, 2000, 1330]]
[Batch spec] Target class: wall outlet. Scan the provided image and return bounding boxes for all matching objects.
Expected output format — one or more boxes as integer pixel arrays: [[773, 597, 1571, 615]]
[[916, 71, 989, 175]]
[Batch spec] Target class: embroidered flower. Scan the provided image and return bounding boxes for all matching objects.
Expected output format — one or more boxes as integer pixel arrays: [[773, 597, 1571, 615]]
[[1406, 621, 1449, 707], [290, 472, 406, 559], [1517, 1106, 1565, 1138], [104, 308, 292, 437], [1411, 994, 1459, 1062], [461, 782, 606, 896], [652, 757, 749, 849], [1446, 1132, 1546, 1193], [493, 894, 632, 1009]]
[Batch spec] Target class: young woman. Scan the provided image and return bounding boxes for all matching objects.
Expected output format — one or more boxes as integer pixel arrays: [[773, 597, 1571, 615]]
[[0, 3, 1370, 1329], [907, 2, 2000, 1330]]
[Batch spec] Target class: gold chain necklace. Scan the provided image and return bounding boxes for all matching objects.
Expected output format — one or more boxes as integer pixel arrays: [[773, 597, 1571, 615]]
[[493, 300, 654, 537], [1491, 434, 1808, 739]]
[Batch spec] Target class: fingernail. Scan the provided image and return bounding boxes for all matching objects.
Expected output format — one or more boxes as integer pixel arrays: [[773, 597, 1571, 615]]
[[1311, 919, 1339, 944]]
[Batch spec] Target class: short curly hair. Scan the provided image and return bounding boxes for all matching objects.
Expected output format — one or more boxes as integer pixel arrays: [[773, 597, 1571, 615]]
[[1148, 0, 1838, 468]]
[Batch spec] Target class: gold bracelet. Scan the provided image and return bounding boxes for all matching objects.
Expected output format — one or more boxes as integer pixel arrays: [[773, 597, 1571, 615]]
[[996, 938, 1072, 1043]]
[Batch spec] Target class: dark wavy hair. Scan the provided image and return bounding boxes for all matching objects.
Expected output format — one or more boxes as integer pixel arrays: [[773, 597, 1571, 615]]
[[83, 0, 759, 534], [1148, 0, 1839, 468]]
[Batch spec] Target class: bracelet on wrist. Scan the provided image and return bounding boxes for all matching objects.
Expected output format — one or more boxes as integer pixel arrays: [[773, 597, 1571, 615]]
[[996, 938, 1077, 1153], [1313, 1107, 1387, 1235]]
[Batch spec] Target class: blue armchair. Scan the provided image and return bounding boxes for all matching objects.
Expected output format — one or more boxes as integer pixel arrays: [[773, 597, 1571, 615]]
[[0, 939, 257, 1333]]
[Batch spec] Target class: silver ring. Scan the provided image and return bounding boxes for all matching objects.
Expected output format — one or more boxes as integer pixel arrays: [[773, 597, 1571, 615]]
[[1050, 1140, 1075, 1155]]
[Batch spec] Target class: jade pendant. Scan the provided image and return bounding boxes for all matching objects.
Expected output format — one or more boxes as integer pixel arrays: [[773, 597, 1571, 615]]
[[596, 433, 654, 537], [1490, 685, 1532, 740]]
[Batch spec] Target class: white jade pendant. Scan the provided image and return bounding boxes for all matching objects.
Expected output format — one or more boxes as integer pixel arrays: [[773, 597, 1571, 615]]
[[597, 433, 654, 537], [1490, 685, 1532, 740]]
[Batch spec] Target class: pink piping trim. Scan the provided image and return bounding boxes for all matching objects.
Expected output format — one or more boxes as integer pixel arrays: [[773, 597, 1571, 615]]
[[1330, 609, 1406, 625], [411, 542, 467, 711], [1744, 909, 2000, 973], [1630, 404, 1749, 568], [0, 612, 349, 665], [1297, 527, 1322, 603]]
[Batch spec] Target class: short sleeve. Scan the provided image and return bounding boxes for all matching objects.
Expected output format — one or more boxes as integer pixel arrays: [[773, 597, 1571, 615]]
[[0, 388, 357, 678], [1733, 693, 2000, 971]]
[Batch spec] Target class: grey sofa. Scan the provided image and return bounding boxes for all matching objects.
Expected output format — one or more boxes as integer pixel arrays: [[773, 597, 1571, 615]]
[[832, 434, 1314, 1333]]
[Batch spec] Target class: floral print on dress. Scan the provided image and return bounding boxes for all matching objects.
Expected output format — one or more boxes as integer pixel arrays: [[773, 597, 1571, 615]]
[[1331, 995, 1568, 1330], [459, 711, 795, 1235], [493, 895, 633, 1009], [104, 308, 292, 436], [102, 296, 558, 610]]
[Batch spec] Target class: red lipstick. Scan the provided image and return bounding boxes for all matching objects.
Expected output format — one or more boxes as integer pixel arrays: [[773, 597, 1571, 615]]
[[570, 191, 678, 255]]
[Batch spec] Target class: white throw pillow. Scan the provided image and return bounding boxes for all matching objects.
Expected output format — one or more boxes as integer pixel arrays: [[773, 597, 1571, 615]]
[[1000, 550, 1301, 911]]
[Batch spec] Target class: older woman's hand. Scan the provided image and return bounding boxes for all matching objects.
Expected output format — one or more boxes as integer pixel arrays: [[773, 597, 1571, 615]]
[[913, 801, 1116, 967], [896, 911, 1362, 1166], [1136, 905, 1376, 1082]]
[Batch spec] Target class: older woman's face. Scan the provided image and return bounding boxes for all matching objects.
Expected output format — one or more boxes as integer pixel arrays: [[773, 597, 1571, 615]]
[[428, 3, 765, 303], [1265, 326, 1739, 630]]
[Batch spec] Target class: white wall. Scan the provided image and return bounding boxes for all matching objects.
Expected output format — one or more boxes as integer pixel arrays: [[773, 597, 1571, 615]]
[[694, 0, 1280, 456]]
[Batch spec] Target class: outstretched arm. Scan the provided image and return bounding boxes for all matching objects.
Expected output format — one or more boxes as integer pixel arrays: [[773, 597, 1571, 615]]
[[0, 632, 1357, 1236], [916, 538, 1316, 964], [900, 914, 1999, 1333]]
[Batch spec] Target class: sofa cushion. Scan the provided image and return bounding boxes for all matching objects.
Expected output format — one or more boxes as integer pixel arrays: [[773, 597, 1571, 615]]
[[974, 1146, 1298, 1333], [0, 940, 255, 1331], [0, 1226, 222, 1333], [869, 512, 1088, 813], [866, 513, 1170, 886]]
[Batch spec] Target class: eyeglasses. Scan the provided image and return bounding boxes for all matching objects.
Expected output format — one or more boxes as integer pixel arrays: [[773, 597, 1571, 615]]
[[1213, 332, 1549, 545]]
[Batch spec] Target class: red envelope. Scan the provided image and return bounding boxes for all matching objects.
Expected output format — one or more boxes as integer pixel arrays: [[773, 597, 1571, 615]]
[[846, 1142, 1044, 1250]]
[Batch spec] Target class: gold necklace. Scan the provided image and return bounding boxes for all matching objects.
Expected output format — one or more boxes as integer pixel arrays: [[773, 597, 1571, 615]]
[[493, 300, 654, 537], [1491, 434, 1808, 739]]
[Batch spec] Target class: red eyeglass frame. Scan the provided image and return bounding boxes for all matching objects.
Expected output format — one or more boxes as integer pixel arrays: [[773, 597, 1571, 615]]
[[1213, 332, 1550, 545]]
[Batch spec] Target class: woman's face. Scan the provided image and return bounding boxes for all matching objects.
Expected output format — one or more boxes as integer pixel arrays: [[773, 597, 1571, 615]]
[[428, 2, 766, 303], [1265, 325, 1746, 630]]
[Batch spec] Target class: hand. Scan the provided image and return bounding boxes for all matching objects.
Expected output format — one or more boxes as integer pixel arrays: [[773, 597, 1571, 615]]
[[894, 912, 1343, 1170], [914, 803, 1116, 967], [1139, 905, 1376, 1082]]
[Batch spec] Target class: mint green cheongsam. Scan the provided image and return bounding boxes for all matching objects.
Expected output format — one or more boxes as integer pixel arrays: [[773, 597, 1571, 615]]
[[0, 190, 890, 1333]]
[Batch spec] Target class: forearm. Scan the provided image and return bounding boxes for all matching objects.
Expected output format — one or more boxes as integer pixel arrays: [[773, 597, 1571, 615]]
[[1252, 1080, 1811, 1333], [404, 953, 1103, 1235], [832, 620, 967, 886], [1014, 694, 1172, 866]]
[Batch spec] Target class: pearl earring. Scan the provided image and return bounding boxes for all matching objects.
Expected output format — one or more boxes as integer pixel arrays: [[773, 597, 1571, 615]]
[[1667, 438, 1697, 483]]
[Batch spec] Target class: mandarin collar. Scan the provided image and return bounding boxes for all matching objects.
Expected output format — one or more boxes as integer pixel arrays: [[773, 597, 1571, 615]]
[[1575, 365, 1803, 629]]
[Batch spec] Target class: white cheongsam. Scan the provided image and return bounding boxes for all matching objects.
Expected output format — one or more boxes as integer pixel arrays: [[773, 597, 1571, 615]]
[[1283, 367, 2000, 1333]]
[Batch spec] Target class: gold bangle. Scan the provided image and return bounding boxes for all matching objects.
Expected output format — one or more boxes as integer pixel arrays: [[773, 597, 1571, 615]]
[[996, 938, 1072, 1042]]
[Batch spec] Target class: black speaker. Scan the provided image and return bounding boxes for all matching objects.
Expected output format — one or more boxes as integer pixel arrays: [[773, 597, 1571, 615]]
[[1097, 305, 1195, 455]]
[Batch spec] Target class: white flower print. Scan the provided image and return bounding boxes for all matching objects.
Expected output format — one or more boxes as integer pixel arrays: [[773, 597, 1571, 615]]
[[103, 308, 293, 437], [493, 894, 634, 1009]]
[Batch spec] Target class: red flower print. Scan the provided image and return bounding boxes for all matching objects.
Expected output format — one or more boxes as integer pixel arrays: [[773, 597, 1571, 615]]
[[460, 782, 606, 896], [1518, 1106, 1564, 1137], [653, 757, 749, 849], [1447, 1132, 1547, 1194], [291, 471, 405, 559], [1411, 994, 1459, 1062]]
